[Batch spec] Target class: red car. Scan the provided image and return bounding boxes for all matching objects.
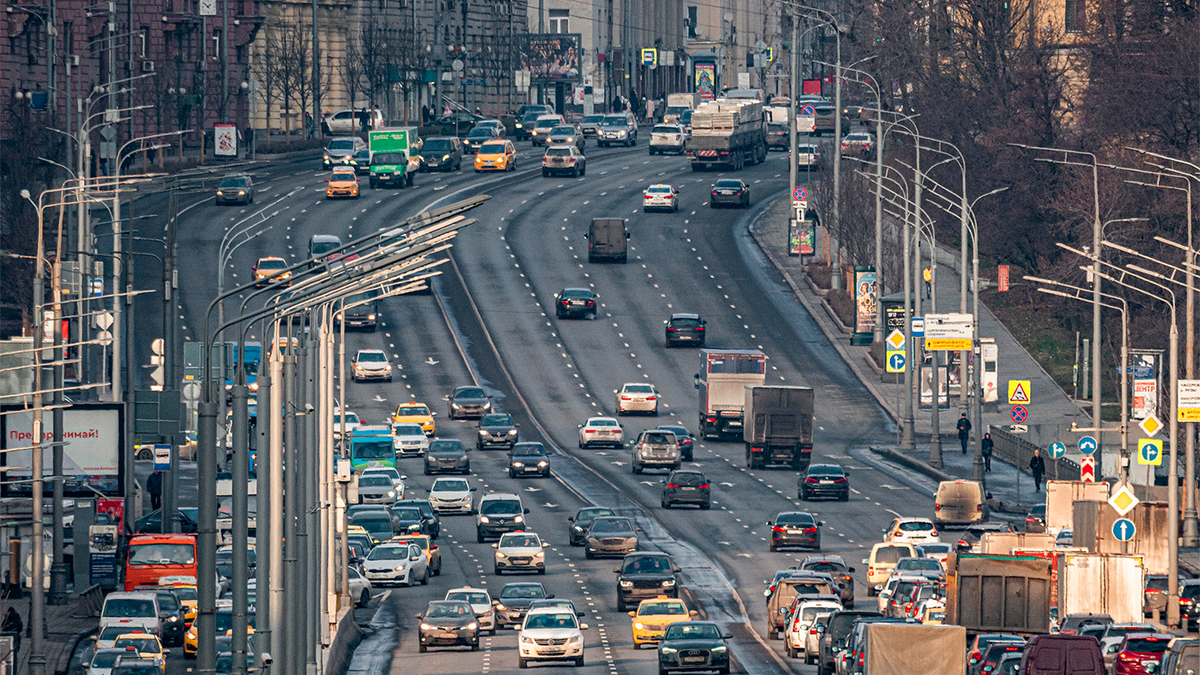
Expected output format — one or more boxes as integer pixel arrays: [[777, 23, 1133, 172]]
[[1113, 633, 1172, 675]]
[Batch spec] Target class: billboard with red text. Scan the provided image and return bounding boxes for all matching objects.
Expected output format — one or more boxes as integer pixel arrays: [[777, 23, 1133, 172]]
[[2, 403, 124, 497]]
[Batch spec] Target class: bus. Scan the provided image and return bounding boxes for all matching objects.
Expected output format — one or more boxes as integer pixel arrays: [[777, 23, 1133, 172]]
[[349, 426, 396, 471], [124, 534, 198, 591]]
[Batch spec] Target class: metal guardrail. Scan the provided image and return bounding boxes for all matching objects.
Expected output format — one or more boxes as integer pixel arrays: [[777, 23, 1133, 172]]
[[989, 425, 1080, 481], [73, 584, 104, 618]]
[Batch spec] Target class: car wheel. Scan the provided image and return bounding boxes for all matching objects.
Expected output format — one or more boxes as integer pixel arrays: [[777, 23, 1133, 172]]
[[585, 549, 594, 559], [518, 658, 527, 669], [652, 407, 659, 416], [799, 489, 807, 501], [419, 643, 427, 653], [543, 169, 549, 177], [471, 641, 480, 651], [509, 469, 516, 478], [718, 666, 730, 675], [435, 561, 442, 576], [701, 501, 711, 510], [477, 529, 485, 543], [580, 166, 586, 176], [424, 467, 431, 475], [575, 656, 584, 667], [358, 589, 370, 607], [769, 541, 777, 552], [662, 499, 669, 509], [616, 596, 627, 612], [840, 492, 850, 502], [787, 644, 797, 659], [421, 567, 429, 585], [538, 568, 545, 575], [494, 566, 501, 575]]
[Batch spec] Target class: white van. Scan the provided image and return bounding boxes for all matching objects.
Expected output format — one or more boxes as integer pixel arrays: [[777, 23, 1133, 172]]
[[100, 591, 162, 636]]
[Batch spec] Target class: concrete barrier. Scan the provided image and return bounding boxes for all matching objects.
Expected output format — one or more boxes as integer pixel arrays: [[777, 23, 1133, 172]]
[[868, 446, 954, 483], [324, 609, 364, 675]]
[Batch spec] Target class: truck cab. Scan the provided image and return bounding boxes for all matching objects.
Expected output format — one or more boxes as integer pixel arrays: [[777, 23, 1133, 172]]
[[695, 349, 766, 439], [369, 127, 420, 188]]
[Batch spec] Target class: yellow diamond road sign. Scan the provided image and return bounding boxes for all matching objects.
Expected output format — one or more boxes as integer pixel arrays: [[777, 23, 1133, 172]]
[[1139, 414, 1162, 438], [1108, 483, 1141, 517], [1007, 380, 1031, 404], [886, 330, 905, 351]]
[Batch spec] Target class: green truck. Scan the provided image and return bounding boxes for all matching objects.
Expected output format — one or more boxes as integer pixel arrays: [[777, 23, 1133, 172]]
[[368, 127, 420, 188]]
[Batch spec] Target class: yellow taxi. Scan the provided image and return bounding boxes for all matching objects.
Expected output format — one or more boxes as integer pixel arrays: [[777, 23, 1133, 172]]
[[393, 402, 436, 436], [628, 596, 697, 647], [348, 524, 379, 546], [394, 534, 441, 576], [252, 256, 291, 287], [474, 140, 516, 173], [325, 166, 360, 199], [183, 604, 255, 658], [112, 633, 167, 672]]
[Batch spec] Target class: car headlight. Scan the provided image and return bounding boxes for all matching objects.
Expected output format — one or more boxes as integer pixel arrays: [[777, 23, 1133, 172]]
[[479, 516, 489, 523], [387, 490, 395, 498], [508, 429, 518, 435], [467, 622, 478, 630], [495, 603, 507, 611], [660, 647, 678, 654], [368, 314, 376, 320], [167, 616, 179, 622], [567, 137, 575, 142], [534, 551, 544, 558], [573, 526, 583, 532], [521, 636, 535, 644], [617, 130, 627, 137], [216, 190, 224, 196], [620, 581, 633, 588], [452, 403, 462, 409], [408, 524, 421, 531], [480, 430, 489, 436], [513, 462, 524, 468], [323, 155, 330, 161], [634, 622, 645, 630], [712, 645, 728, 653], [495, 551, 507, 559], [420, 623, 432, 630], [394, 564, 408, 571], [514, 515, 524, 523], [662, 579, 676, 587], [569, 635, 582, 643], [442, 154, 450, 160], [538, 461, 548, 467]]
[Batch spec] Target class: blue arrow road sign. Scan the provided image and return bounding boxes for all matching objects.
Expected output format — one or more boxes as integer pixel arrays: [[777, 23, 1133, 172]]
[[1112, 518, 1136, 542], [1048, 441, 1066, 459], [888, 352, 906, 371], [1078, 435, 1098, 455]]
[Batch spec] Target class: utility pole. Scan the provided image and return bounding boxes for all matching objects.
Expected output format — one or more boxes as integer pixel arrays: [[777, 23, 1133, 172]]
[[221, 0, 229, 122], [787, 13, 798, 256], [311, 0, 321, 138]]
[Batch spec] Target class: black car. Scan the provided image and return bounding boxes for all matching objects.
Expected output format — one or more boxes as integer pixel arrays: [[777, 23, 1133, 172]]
[[710, 179, 750, 208], [799, 464, 850, 501], [508, 442, 550, 478], [768, 511, 822, 552], [494, 582, 551, 627], [568, 506, 617, 546], [351, 148, 372, 175], [420, 137, 463, 172], [350, 511, 396, 542], [447, 385, 492, 419], [665, 313, 706, 347], [437, 112, 485, 135], [416, 600, 480, 652], [656, 424, 694, 461], [1025, 503, 1046, 533], [134, 508, 198, 534], [149, 588, 187, 646], [615, 552, 680, 611], [554, 288, 599, 319], [394, 499, 440, 539], [462, 126, 500, 154], [477, 413, 519, 450], [215, 174, 254, 205], [424, 439, 471, 475], [661, 470, 711, 509], [515, 111, 544, 140], [766, 121, 790, 149], [657, 621, 732, 675], [819, 609, 884, 675], [956, 522, 1015, 553], [1181, 580, 1200, 627], [388, 505, 428, 537]]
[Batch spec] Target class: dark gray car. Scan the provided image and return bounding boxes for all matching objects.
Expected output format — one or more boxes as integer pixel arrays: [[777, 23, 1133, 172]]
[[394, 499, 440, 539], [424, 439, 470, 475], [569, 507, 616, 546], [508, 442, 550, 478], [584, 516, 638, 559], [665, 313, 706, 348], [710, 179, 750, 208], [494, 582, 550, 627], [416, 600, 479, 652], [660, 470, 711, 509], [477, 413, 518, 450], [215, 174, 254, 205], [615, 552, 679, 611], [420, 137, 463, 172], [388, 506, 427, 536], [447, 385, 492, 419]]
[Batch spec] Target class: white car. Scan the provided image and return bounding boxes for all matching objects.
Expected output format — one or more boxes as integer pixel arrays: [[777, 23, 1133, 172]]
[[334, 411, 361, 438], [649, 124, 686, 155], [86, 649, 130, 675], [784, 600, 841, 661], [517, 607, 588, 668], [494, 531, 549, 575], [805, 612, 833, 664], [577, 416, 624, 448], [391, 422, 430, 457], [616, 383, 660, 415], [915, 542, 952, 565], [795, 143, 821, 168], [445, 586, 497, 634], [361, 467, 406, 494], [361, 542, 429, 586], [348, 566, 374, 606], [642, 184, 679, 212], [428, 477, 475, 514], [884, 517, 940, 545], [351, 349, 393, 382]]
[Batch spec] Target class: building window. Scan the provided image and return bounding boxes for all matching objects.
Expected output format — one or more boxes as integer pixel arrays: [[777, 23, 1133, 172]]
[[1064, 0, 1085, 33], [687, 6, 698, 38], [549, 9, 569, 33], [140, 26, 149, 58], [63, 21, 74, 59]]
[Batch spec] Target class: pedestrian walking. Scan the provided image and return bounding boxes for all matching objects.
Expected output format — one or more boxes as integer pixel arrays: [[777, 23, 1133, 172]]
[[981, 433, 994, 472], [645, 98, 655, 124], [147, 469, 163, 511], [321, 110, 332, 136], [923, 266, 932, 299], [1029, 449, 1046, 492], [956, 413, 971, 454]]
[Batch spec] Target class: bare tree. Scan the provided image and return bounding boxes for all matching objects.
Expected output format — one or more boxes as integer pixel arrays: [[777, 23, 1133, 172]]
[[251, 24, 285, 139]]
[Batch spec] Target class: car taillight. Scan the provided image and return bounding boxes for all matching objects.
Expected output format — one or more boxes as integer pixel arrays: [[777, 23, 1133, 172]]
[[930, 529, 938, 536], [772, 526, 786, 533], [868, 566, 874, 574], [977, 504, 984, 512], [712, 191, 718, 195], [698, 484, 709, 489], [585, 429, 594, 434], [646, 194, 654, 199], [542, 158, 548, 164], [706, 417, 716, 424], [667, 327, 676, 331], [646, 396, 656, 401], [675, 135, 681, 140], [1026, 517, 1036, 523], [696, 326, 704, 330], [621, 396, 631, 401], [736, 190, 744, 195], [667, 484, 680, 489], [561, 300, 569, 305], [934, 503, 942, 511], [957, 540, 969, 547], [586, 300, 595, 306], [805, 477, 819, 483], [804, 527, 817, 533], [810, 628, 819, 635], [859, 652, 864, 666], [569, 158, 576, 163], [833, 477, 847, 483]]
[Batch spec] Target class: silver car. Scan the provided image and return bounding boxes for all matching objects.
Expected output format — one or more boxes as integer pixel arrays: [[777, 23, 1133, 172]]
[[583, 516, 638, 559], [493, 531, 548, 574], [616, 382, 659, 415], [546, 124, 585, 150], [649, 124, 686, 155], [631, 429, 680, 474], [351, 349, 392, 382]]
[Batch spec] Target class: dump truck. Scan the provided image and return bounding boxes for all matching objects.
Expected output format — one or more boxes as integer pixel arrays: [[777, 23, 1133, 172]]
[[695, 349, 766, 439], [685, 98, 767, 170], [864, 623, 966, 675], [743, 385, 814, 470], [368, 127, 420, 188], [945, 553, 1053, 636]]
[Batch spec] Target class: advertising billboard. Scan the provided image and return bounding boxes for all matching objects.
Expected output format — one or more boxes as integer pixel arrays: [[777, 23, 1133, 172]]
[[521, 34, 582, 83], [694, 62, 717, 101], [853, 267, 877, 338], [2, 403, 124, 497]]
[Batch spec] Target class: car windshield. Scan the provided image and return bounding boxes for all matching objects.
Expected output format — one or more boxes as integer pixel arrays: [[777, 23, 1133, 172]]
[[513, 446, 545, 457], [653, 125, 681, 134], [114, 667, 160, 675], [427, 603, 471, 618], [680, 111, 693, 123], [625, 385, 654, 393], [99, 627, 130, 641], [551, 126, 575, 135], [358, 475, 392, 488], [805, 562, 845, 574], [624, 556, 671, 574], [429, 441, 464, 455], [257, 259, 286, 270], [393, 424, 424, 436], [562, 289, 591, 299], [481, 414, 513, 426], [357, 352, 386, 363], [525, 613, 577, 630], [114, 637, 160, 653], [639, 601, 687, 616], [423, 139, 453, 152], [715, 179, 742, 188], [105, 599, 156, 617], [468, 128, 494, 138], [447, 591, 490, 605], [535, 118, 560, 128], [219, 177, 250, 188], [455, 387, 486, 399], [546, 147, 571, 157], [918, 544, 952, 556], [776, 513, 815, 526], [602, 116, 627, 127], [588, 419, 618, 427], [90, 652, 124, 668], [397, 405, 430, 416], [501, 585, 545, 599], [367, 546, 408, 561], [329, 139, 357, 151], [501, 535, 540, 548], [397, 536, 428, 550], [479, 142, 506, 154], [898, 521, 934, 532], [373, 152, 407, 165], [896, 558, 942, 572], [577, 507, 615, 521], [874, 546, 910, 564], [330, 170, 355, 180], [670, 473, 706, 487], [666, 623, 721, 640], [433, 480, 469, 492], [589, 518, 633, 534], [808, 465, 843, 477], [521, 113, 543, 123], [648, 186, 673, 194], [583, 115, 605, 123], [352, 440, 393, 459], [128, 543, 195, 566], [353, 514, 392, 529], [480, 499, 521, 515]]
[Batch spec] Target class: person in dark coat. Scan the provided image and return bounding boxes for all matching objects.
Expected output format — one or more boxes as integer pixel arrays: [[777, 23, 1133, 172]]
[[147, 470, 163, 510], [956, 413, 972, 454], [1029, 449, 1046, 492], [981, 433, 994, 472], [3, 607, 22, 653]]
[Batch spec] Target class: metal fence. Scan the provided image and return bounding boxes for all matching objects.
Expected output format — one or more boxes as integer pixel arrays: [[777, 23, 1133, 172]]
[[989, 425, 1081, 481]]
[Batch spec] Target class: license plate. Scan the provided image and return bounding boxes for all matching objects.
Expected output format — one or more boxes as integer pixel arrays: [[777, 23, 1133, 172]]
[[543, 650, 564, 656], [788, 529, 804, 534], [683, 656, 706, 664], [719, 190, 734, 195], [681, 487, 695, 491], [820, 480, 833, 484], [524, 467, 540, 473]]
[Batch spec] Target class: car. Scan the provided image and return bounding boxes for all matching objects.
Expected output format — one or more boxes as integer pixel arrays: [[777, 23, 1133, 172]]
[[992, 651, 1024, 675], [918, 599, 946, 625], [615, 552, 680, 611], [769, 512, 822, 552], [657, 621, 731, 674], [817, 609, 882, 675], [967, 634, 1027, 670], [843, 102, 869, 122], [529, 114, 566, 146], [361, 541, 428, 586], [474, 140, 516, 172], [350, 147, 372, 175], [863, 542, 918, 594], [802, 612, 833, 664], [935, 479, 988, 526], [416, 600, 479, 652], [1180, 579, 1200, 626], [794, 143, 821, 168], [664, 313, 705, 346], [546, 124, 585, 150], [215, 174, 254, 205], [110, 659, 163, 675], [879, 575, 937, 617], [495, 582, 551, 628], [892, 557, 946, 585], [554, 288, 599, 319], [956, 522, 1015, 553], [710, 178, 750, 208], [660, 470, 711, 509], [350, 509, 396, 541], [568, 506, 616, 546], [632, 429, 679, 474], [809, 104, 849, 135], [764, 573, 837, 639], [325, 167, 360, 199], [1056, 528, 1075, 547], [424, 439, 470, 475], [643, 184, 679, 212], [393, 402, 436, 436], [766, 121, 790, 149], [447, 385, 491, 419], [419, 137, 463, 172], [598, 113, 638, 147], [800, 464, 850, 501], [617, 383, 660, 415], [436, 111, 485, 135], [799, 555, 856, 608], [649, 124, 687, 155], [346, 566, 373, 607], [477, 413, 519, 450], [1025, 503, 1047, 533], [529, 599, 583, 617], [333, 410, 361, 439], [444, 586, 497, 634], [656, 424, 694, 461], [474, 119, 505, 137], [583, 516, 638, 559], [542, 146, 587, 177], [630, 596, 697, 647], [112, 633, 166, 669], [251, 256, 290, 288], [393, 499, 440, 539], [517, 606, 587, 668], [391, 423, 430, 458], [476, 493, 528, 541], [841, 132, 875, 159], [784, 598, 841, 660], [182, 604, 248, 658], [1112, 633, 1173, 675], [578, 416, 623, 448], [326, 108, 384, 133], [351, 349, 392, 382], [87, 648, 131, 675], [678, 109, 694, 134], [427, 477, 475, 514], [579, 114, 605, 138], [356, 473, 399, 504], [915, 543, 953, 565], [514, 109, 551, 139], [394, 534, 442, 576], [493, 531, 549, 574], [462, 125, 500, 154], [322, 136, 367, 168]]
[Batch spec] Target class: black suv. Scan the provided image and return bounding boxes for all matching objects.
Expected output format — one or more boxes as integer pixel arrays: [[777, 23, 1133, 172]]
[[508, 442, 550, 478], [819, 609, 883, 675], [665, 313, 706, 347], [475, 493, 528, 542], [614, 552, 680, 611], [660, 470, 711, 509], [477, 413, 519, 450], [420, 137, 464, 172], [394, 499, 440, 539]]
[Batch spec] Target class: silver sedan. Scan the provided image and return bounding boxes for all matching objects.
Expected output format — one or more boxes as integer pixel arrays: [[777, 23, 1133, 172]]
[[578, 416, 624, 448]]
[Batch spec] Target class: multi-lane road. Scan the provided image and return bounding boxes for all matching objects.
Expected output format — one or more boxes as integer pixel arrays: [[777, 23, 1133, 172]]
[[108, 134, 950, 675]]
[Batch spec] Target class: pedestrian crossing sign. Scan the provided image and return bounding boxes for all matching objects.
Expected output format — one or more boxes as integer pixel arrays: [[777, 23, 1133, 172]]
[[1007, 380, 1031, 405]]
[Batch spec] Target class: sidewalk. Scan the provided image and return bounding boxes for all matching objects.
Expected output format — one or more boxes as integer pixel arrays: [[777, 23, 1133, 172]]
[[5, 594, 98, 675], [748, 194, 1096, 508]]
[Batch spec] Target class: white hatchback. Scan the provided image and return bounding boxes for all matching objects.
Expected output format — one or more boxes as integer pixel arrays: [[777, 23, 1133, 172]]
[[784, 600, 840, 661], [391, 422, 430, 457], [361, 542, 429, 586], [494, 531, 549, 574], [649, 124, 686, 155], [517, 607, 588, 668], [445, 586, 497, 633], [884, 517, 940, 545], [577, 417, 624, 448]]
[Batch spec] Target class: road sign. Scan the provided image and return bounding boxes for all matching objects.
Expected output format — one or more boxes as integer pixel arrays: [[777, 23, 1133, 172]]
[[1007, 380, 1031, 404], [96, 330, 113, 347], [1178, 379, 1200, 421], [1078, 435, 1098, 455], [641, 48, 657, 66], [1080, 456, 1096, 482], [1112, 518, 1136, 542], [1109, 483, 1140, 516], [797, 115, 816, 133], [1009, 424, 1028, 433], [1048, 441, 1066, 459], [911, 317, 925, 338], [1138, 438, 1163, 466], [924, 313, 973, 350], [1011, 405, 1028, 424], [793, 186, 808, 201], [96, 311, 113, 331], [886, 350, 906, 374], [800, 104, 816, 115], [886, 330, 905, 351], [998, 265, 1010, 292], [1139, 414, 1163, 438], [181, 380, 201, 403], [153, 444, 172, 471]]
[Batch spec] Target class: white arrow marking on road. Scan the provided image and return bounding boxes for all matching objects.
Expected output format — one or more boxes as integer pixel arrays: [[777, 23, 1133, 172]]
[[736, 553, 753, 558], [611, 461, 625, 466], [720, 482, 736, 487], [639, 481, 657, 486], [878, 484, 910, 490], [373, 395, 387, 403], [543, 503, 557, 508], [525, 487, 541, 492], [717, 541, 732, 546], [426, 357, 439, 366]]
